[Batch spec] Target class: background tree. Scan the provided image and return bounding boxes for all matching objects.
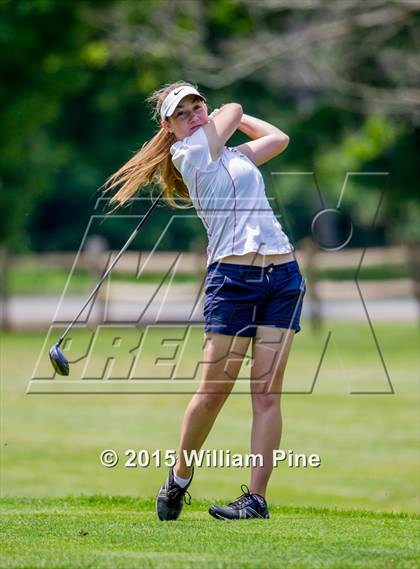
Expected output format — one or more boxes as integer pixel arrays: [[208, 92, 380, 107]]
[[1, 0, 418, 256]]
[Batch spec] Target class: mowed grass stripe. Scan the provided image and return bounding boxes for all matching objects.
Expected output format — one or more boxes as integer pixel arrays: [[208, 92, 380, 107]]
[[1, 498, 419, 569], [1, 495, 418, 518]]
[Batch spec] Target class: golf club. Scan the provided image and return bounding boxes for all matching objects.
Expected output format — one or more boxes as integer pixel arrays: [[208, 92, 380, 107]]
[[49, 191, 164, 375]]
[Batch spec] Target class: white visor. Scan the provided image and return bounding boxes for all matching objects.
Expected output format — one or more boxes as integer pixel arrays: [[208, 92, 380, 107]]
[[160, 86, 206, 120]]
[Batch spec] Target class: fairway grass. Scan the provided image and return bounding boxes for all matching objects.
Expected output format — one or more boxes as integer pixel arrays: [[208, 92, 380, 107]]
[[2, 323, 418, 512], [1, 323, 418, 567], [1, 496, 419, 569]]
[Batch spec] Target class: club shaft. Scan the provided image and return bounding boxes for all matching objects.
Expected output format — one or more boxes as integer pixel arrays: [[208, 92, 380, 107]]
[[57, 192, 163, 345]]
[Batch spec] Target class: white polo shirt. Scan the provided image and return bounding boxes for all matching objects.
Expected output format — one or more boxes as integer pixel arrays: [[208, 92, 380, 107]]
[[170, 127, 294, 267]]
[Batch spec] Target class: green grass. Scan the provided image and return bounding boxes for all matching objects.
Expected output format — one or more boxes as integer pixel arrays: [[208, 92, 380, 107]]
[[8, 267, 201, 294], [316, 264, 410, 281], [2, 323, 418, 509], [1, 496, 419, 568], [1, 323, 418, 567], [8, 263, 411, 294], [1, 322, 419, 512]]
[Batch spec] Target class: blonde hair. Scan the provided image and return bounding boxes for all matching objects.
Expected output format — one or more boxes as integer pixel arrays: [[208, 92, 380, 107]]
[[102, 81, 202, 210]]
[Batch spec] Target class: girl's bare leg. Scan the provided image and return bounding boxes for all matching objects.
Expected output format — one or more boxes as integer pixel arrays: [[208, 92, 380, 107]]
[[175, 332, 251, 478], [249, 327, 295, 497]]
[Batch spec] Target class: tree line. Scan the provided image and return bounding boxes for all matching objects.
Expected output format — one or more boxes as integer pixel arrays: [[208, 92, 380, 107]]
[[1, 0, 418, 255]]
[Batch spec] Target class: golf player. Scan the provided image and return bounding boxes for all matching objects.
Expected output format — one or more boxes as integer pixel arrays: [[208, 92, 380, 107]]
[[105, 82, 306, 521]]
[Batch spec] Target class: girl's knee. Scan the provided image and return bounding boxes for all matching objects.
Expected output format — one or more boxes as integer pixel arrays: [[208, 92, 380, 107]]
[[251, 391, 280, 413], [196, 390, 230, 412]]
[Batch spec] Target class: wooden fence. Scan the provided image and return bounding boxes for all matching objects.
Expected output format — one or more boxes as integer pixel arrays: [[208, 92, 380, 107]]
[[10, 244, 410, 273]]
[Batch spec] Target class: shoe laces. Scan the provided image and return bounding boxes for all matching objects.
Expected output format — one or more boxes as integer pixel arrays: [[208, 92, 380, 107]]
[[167, 485, 192, 506], [168, 462, 193, 505], [228, 484, 255, 510], [183, 490, 192, 505]]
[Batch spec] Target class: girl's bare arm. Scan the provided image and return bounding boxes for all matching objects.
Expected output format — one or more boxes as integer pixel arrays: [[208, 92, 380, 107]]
[[236, 113, 289, 166], [202, 103, 243, 160]]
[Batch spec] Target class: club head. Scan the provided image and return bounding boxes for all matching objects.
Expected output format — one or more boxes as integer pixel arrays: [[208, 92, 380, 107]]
[[49, 343, 70, 376]]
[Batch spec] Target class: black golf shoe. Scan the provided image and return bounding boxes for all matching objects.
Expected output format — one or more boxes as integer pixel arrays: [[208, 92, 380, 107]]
[[209, 484, 269, 520], [156, 466, 193, 521]]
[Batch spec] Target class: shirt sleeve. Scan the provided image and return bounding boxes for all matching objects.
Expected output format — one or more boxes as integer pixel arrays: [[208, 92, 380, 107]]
[[170, 127, 218, 178]]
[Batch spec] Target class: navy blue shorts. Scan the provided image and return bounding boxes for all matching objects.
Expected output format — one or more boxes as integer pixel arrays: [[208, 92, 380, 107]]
[[204, 260, 306, 338]]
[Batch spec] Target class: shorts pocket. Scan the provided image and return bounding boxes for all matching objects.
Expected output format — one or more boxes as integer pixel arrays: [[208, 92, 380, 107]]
[[286, 261, 301, 275], [205, 274, 227, 297], [281, 271, 306, 298]]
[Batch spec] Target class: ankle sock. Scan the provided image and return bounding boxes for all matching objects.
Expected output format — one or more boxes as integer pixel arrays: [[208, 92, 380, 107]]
[[173, 469, 192, 488]]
